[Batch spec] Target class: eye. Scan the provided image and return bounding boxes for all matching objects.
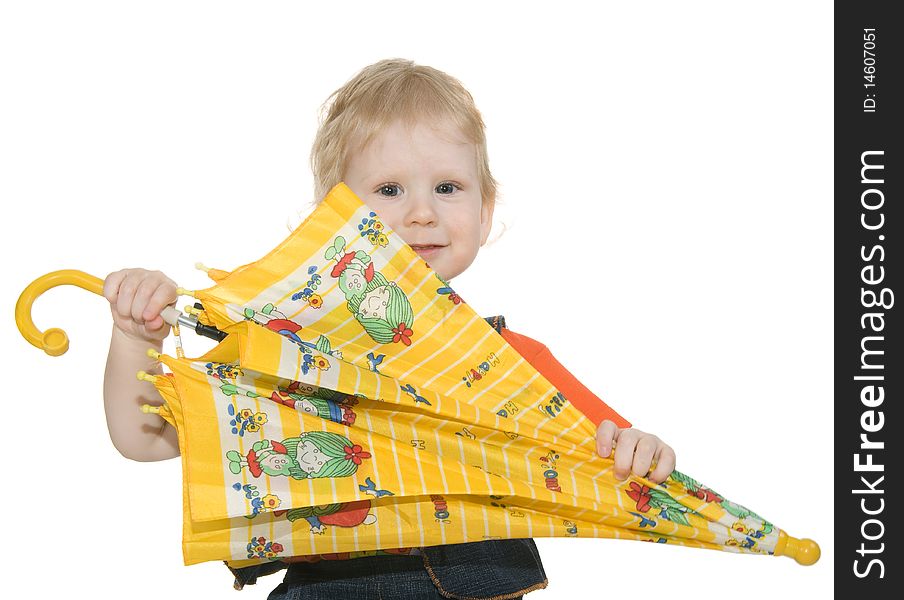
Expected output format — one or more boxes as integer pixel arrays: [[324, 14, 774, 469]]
[[378, 183, 401, 197], [436, 182, 461, 195]]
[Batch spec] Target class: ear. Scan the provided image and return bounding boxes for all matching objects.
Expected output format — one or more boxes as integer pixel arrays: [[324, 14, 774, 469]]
[[479, 198, 496, 246]]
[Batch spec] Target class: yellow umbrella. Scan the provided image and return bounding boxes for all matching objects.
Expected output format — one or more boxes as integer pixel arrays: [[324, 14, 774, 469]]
[[15, 182, 820, 578], [128, 319, 818, 571]]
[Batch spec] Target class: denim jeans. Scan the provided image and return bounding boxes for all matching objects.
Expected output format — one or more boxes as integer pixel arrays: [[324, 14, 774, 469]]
[[266, 553, 446, 599], [231, 538, 546, 599]]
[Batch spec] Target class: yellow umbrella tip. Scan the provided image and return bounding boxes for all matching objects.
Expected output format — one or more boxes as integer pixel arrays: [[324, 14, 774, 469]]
[[136, 370, 159, 384], [784, 537, 821, 566]]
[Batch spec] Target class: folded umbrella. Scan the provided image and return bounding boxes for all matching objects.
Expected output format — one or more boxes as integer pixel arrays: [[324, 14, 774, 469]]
[[137, 320, 816, 570], [15, 182, 820, 580]]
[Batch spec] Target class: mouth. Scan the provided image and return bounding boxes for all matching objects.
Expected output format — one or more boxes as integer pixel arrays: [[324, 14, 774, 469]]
[[410, 245, 445, 258]]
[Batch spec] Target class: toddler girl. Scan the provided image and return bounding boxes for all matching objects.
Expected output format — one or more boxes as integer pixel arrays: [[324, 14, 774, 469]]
[[102, 58, 676, 599]]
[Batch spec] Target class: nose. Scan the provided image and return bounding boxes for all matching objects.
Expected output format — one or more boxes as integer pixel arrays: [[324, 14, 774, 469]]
[[404, 187, 438, 227]]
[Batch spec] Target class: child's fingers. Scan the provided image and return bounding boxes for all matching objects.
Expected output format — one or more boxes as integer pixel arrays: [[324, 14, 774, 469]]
[[631, 436, 658, 478], [102, 270, 126, 304], [648, 445, 676, 483], [612, 431, 638, 480], [115, 274, 140, 322], [142, 280, 178, 323], [131, 276, 162, 324], [595, 420, 618, 458]]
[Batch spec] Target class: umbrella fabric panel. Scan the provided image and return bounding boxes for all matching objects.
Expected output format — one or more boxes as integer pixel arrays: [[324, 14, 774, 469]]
[[151, 348, 782, 566], [158, 350, 604, 523], [228, 319, 598, 452], [190, 494, 757, 568], [190, 184, 592, 446]]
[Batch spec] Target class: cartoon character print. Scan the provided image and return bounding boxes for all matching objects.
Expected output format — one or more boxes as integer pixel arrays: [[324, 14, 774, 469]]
[[284, 500, 378, 534], [366, 352, 385, 373], [270, 380, 358, 426], [625, 481, 694, 527], [243, 304, 342, 374], [225, 431, 371, 479], [244, 304, 305, 344], [668, 471, 723, 504], [358, 476, 394, 498], [723, 498, 774, 542], [324, 235, 415, 346], [281, 478, 396, 536], [668, 471, 774, 541], [401, 383, 431, 406]]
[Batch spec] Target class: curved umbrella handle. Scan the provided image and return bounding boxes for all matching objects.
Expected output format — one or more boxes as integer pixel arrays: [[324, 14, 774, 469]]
[[15, 269, 181, 356]]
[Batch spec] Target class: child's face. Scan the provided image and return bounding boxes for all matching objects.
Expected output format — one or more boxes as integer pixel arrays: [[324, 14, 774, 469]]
[[344, 118, 493, 282]]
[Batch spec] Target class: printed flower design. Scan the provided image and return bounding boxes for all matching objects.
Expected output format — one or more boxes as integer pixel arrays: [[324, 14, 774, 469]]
[[314, 356, 330, 370], [392, 322, 413, 346], [733, 521, 754, 535], [234, 483, 284, 517], [261, 494, 281, 510], [436, 284, 465, 306], [229, 405, 269, 437], [626, 482, 653, 513], [359, 212, 388, 247], [246, 536, 284, 559], [343, 444, 372, 465], [291, 266, 323, 303], [206, 361, 243, 380], [686, 486, 722, 503]]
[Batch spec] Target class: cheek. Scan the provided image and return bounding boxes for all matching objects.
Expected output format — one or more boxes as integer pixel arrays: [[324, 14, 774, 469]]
[[446, 218, 479, 245], [375, 207, 406, 234]]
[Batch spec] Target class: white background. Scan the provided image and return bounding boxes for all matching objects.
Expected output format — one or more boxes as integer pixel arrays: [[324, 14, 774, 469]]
[[1, 2, 832, 598]]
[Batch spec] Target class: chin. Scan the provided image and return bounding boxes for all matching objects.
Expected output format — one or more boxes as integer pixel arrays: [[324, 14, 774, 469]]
[[431, 268, 454, 282]]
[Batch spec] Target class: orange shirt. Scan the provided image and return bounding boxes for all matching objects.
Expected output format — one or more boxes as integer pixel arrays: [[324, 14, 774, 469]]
[[499, 326, 631, 429]]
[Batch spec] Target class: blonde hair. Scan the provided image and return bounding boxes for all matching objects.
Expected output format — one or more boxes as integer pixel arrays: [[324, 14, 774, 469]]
[[309, 58, 500, 209]]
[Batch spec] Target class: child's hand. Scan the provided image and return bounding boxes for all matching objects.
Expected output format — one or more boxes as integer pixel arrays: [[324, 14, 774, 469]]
[[103, 268, 179, 343], [595, 420, 676, 484]]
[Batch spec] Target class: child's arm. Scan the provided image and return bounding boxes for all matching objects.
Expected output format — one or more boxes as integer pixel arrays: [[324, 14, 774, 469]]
[[102, 268, 181, 462]]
